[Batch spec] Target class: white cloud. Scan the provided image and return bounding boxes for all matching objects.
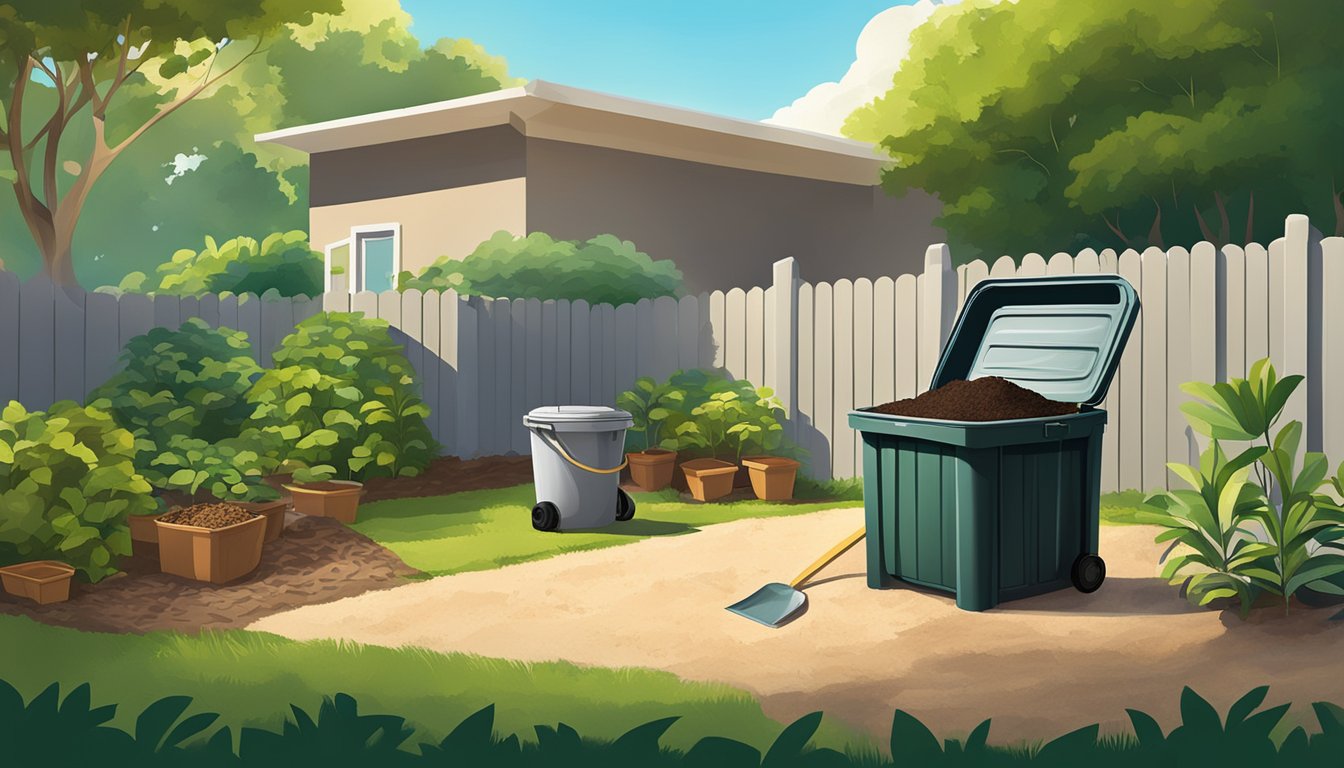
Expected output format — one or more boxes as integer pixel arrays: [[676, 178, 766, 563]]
[[164, 150, 207, 185], [765, 1, 961, 137]]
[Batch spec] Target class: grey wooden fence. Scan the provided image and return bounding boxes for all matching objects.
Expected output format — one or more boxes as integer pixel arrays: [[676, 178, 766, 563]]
[[3, 214, 1340, 491]]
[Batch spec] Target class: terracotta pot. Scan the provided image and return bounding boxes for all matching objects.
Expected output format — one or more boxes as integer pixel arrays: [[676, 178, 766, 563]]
[[128, 511, 168, 559], [0, 561, 75, 605], [626, 449, 677, 491], [680, 458, 739, 502], [284, 480, 364, 523], [236, 499, 288, 542], [741, 456, 802, 501], [157, 514, 266, 584]]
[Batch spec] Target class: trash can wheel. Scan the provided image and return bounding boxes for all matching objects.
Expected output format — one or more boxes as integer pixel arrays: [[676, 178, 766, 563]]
[[532, 501, 560, 532], [615, 488, 636, 522], [1071, 553, 1105, 593]]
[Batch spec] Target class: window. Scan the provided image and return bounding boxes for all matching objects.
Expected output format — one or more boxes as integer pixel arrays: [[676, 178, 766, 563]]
[[324, 238, 350, 294], [350, 224, 401, 294]]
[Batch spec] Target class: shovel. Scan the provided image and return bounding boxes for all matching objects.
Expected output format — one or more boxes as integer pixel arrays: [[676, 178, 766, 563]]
[[726, 526, 866, 628]]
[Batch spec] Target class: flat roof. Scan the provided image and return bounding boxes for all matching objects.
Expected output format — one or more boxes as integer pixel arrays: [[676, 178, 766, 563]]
[[256, 80, 888, 186]]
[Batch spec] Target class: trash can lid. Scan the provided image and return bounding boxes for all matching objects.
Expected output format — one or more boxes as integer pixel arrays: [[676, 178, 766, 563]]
[[931, 275, 1140, 408], [524, 405, 634, 428]]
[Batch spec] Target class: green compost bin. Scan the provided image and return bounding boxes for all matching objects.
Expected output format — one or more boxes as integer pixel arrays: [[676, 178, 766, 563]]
[[847, 275, 1139, 611]]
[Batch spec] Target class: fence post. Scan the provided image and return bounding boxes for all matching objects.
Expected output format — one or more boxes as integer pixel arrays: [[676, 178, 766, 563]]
[[1283, 214, 1322, 453], [918, 244, 956, 390], [771, 258, 799, 441]]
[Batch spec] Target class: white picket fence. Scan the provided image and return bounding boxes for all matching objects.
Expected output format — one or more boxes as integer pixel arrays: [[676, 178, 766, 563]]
[[3, 214, 1340, 492]]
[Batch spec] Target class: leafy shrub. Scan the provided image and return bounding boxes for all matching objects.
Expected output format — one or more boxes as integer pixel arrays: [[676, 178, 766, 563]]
[[4, 680, 1344, 766], [88, 320, 262, 483], [147, 432, 282, 504], [399, 231, 683, 305], [117, 231, 322, 298], [0, 401, 156, 581], [617, 376, 687, 452], [246, 312, 436, 483], [620, 370, 795, 463], [1144, 358, 1344, 615]]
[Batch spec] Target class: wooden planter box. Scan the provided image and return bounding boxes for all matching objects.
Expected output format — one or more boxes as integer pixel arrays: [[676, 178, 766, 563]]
[[236, 500, 288, 542], [680, 458, 738, 502], [128, 511, 169, 560], [0, 561, 76, 605], [156, 515, 266, 584], [626, 449, 677, 491], [741, 456, 801, 500], [284, 481, 364, 523]]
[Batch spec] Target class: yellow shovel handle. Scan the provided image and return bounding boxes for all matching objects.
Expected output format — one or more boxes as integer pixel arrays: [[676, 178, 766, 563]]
[[538, 427, 629, 475], [788, 526, 867, 589]]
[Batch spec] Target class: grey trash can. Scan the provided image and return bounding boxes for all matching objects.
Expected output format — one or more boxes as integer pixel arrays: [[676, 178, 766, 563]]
[[523, 406, 637, 532]]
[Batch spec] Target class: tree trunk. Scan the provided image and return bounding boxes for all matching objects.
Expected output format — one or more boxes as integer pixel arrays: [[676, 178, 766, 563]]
[[1147, 199, 1165, 249]]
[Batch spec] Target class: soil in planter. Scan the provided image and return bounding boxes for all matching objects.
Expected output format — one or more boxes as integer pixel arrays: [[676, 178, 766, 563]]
[[159, 503, 257, 529], [871, 376, 1077, 421]]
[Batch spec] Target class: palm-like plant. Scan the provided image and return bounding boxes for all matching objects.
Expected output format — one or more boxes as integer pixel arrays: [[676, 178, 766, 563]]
[[1148, 358, 1344, 615]]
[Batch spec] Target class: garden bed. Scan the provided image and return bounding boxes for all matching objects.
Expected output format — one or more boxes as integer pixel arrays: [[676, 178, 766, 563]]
[[0, 516, 419, 634]]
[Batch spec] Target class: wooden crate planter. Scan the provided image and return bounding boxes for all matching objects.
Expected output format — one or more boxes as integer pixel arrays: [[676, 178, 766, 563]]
[[128, 511, 169, 559], [680, 459, 738, 502], [236, 500, 288, 542], [0, 561, 76, 605], [156, 515, 266, 584], [626, 449, 677, 491], [284, 481, 364, 523], [741, 456, 801, 501]]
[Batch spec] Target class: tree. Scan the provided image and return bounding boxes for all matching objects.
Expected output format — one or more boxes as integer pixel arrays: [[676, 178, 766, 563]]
[[846, 0, 1343, 262], [0, 0, 339, 286]]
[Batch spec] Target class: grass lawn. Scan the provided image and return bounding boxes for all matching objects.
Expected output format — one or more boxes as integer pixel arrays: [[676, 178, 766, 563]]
[[352, 479, 866, 577], [0, 615, 868, 755], [354, 476, 1151, 577]]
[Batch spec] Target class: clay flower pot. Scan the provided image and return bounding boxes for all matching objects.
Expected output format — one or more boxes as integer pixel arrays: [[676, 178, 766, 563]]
[[0, 561, 76, 605], [157, 514, 267, 585], [741, 456, 802, 501], [128, 511, 169, 560], [626, 448, 677, 491], [284, 480, 364, 523], [680, 458, 739, 502], [236, 499, 288, 542]]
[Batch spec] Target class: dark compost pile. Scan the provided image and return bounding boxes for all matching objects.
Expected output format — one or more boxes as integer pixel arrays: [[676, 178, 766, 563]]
[[870, 376, 1077, 421]]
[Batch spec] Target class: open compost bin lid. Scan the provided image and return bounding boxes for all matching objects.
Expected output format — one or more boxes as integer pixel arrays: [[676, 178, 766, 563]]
[[930, 275, 1139, 408]]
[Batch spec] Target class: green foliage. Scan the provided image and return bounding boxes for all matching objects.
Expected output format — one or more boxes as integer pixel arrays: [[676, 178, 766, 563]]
[[400, 231, 684, 305], [3, 680, 1344, 766], [88, 320, 262, 484], [650, 370, 790, 462], [246, 312, 436, 483], [119, 231, 322, 298], [146, 433, 281, 504], [0, 401, 155, 582], [848, 0, 1344, 262], [618, 377, 687, 452], [1145, 358, 1344, 614]]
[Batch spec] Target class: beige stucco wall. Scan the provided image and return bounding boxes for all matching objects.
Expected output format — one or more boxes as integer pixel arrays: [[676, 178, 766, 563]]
[[522, 137, 944, 292], [310, 179, 527, 276]]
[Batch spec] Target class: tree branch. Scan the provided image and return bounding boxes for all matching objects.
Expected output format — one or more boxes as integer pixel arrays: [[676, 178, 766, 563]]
[[995, 148, 1050, 177], [1246, 190, 1256, 243], [93, 16, 137, 119], [1101, 210, 1129, 243], [1147, 197, 1164, 248], [108, 39, 262, 157]]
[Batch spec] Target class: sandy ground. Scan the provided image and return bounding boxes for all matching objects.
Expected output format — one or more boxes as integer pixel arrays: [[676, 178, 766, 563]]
[[250, 507, 1344, 744]]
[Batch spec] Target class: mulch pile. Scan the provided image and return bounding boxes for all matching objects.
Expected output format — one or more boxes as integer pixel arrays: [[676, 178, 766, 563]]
[[159, 503, 255, 529], [357, 455, 535, 502], [870, 376, 1077, 421], [0, 515, 420, 634]]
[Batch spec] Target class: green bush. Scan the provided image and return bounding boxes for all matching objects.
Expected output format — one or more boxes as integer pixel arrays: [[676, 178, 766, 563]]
[[147, 432, 282, 504], [399, 231, 683, 305], [0, 402, 155, 582], [1144, 358, 1344, 616], [246, 312, 436, 483], [88, 320, 263, 486], [117, 231, 323, 298], [620, 370, 796, 463], [4, 679, 1344, 766]]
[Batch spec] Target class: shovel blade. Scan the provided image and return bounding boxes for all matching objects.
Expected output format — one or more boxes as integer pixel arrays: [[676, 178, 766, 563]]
[[726, 583, 807, 628]]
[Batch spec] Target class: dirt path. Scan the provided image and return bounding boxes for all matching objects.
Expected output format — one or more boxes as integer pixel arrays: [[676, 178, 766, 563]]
[[250, 508, 1344, 743], [0, 516, 419, 634]]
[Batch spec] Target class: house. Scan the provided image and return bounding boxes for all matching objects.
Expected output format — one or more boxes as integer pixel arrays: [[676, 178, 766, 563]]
[[256, 80, 944, 294]]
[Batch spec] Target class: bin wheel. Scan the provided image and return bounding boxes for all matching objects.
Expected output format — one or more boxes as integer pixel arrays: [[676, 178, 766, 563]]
[[615, 488, 636, 522], [1071, 553, 1105, 593], [531, 501, 560, 532]]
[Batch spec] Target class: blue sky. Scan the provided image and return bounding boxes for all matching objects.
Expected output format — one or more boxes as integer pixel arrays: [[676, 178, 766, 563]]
[[400, 0, 904, 120]]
